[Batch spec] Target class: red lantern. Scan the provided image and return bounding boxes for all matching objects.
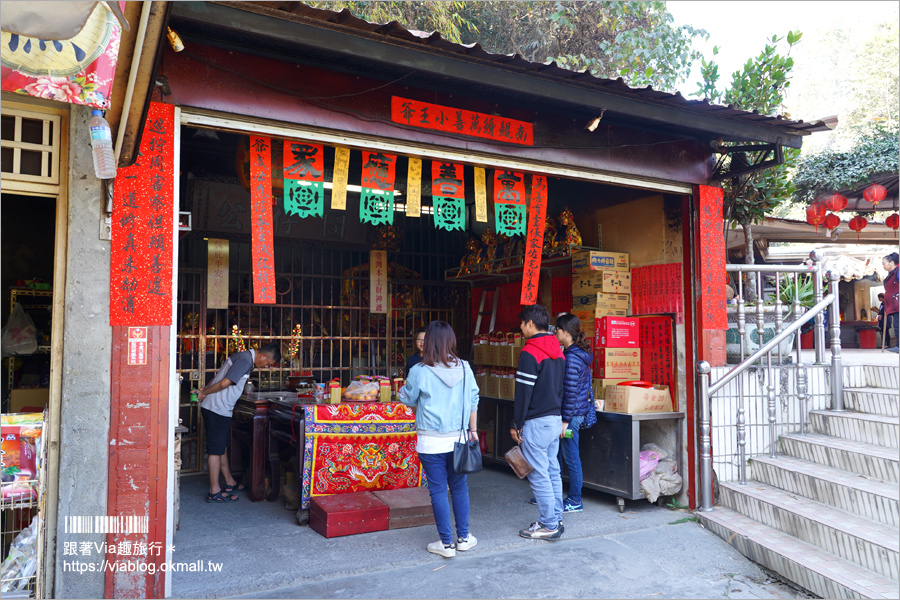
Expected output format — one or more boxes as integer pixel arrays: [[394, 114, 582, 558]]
[[886, 213, 899, 238], [863, 183, 887, 208], [823, 213, 841, 231], [848, 214, 868, 240], [806, 202, 827, 231], [823, 193, 847, 212]]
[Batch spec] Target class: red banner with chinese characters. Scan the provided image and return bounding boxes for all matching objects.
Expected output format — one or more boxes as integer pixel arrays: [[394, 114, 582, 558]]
[[637, 315, 676, 410], [370, 250, 388, 314], [109, 101, 174, 325], [494, 169, 527, 237], [696, 185, 727, 329], [250, 136, 275, 304], [631, 263, 684, 324], [283, 140, 325, 182], [391, 96, 533, 146], [521, 175, 548, 305]]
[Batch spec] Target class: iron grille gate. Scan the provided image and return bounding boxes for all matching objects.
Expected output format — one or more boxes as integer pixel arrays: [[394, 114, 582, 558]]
[[175, 222, 469, 473]]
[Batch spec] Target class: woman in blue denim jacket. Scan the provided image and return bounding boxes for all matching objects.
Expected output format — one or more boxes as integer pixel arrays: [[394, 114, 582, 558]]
[[400, 320, 480, 558]]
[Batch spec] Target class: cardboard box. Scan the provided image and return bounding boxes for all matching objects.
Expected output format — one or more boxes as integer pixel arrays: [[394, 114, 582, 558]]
[[484, 344, 499, 366], [572, 251, 629, 273], [474, 374, 489, 395], [498, 377, 515, 400], [572, 293, 630, 310], [10, 389, 49, 413], [473, 344, 487, 365], [593, 348, 641, 379], [498, 345, 521, 367], [602, 270, 631, 294], [592, 378, 629, 399], [571, 271, 604, 295], [594, 317, 639, 348], [485, 375, 501, 398], [604, 383, 673, 414], [573, 308, 628, 324]]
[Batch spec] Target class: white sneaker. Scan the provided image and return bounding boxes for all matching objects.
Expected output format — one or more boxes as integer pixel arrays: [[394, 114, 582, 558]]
[[426, 540, 456, 558], [456, 534, 478, 551]]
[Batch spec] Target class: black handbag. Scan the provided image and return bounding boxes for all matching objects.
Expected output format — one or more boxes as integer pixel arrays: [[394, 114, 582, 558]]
[[452, 363, 483, 474]]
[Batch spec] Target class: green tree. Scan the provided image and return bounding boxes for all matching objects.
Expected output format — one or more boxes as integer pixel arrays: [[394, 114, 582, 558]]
[[693, 32, 802, 272], [308, 2, 707, 93]]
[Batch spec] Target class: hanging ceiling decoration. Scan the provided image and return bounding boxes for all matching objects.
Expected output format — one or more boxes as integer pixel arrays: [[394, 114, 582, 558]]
[[862, 183, 887, 210], [823, 193, 847, 212], [805, 202, 826, 232], [848, 214, 868, 240]]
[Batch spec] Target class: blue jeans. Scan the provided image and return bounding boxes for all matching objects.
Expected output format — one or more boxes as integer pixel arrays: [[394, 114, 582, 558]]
[[418, 452, 470, 545], [559, 414, 584, 503], [521, 415, 563, 529]]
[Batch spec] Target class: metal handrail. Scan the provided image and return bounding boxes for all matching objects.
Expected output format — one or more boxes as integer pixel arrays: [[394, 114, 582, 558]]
[[709, 294, 834, 395], [697, 251, 843, 512]]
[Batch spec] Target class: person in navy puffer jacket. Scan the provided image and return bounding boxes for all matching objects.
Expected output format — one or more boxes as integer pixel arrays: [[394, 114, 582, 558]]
[[555, 313, 593, 513]]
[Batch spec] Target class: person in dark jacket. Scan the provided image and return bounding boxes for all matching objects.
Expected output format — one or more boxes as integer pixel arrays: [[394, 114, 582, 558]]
[[511, 304, 566, 540], [883, 253, 899, 353], [406, 327, 426, 374], [555, 313, 592, 513]]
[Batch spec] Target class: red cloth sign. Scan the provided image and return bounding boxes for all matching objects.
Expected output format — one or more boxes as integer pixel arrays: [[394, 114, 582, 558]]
[[250, 136, 275, 304], [631, 263, 684, 324], [521, 175, 548, 304], [109, 101, 174, 325], [637, 315, 675, 410], [696, 185, 727, 329], [391, 96, 533, 146]]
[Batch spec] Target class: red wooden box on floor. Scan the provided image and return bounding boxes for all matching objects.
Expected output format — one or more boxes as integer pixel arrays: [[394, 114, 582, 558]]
[[309, 491, 390, 538], [373, 487, 435, 530]]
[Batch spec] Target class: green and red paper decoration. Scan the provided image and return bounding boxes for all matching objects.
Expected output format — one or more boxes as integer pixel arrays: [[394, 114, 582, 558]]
[[432, 161, 465, 231], [283, 140, 325, 219], [360, 151, 396, 226], [494, 169, 526, 236]]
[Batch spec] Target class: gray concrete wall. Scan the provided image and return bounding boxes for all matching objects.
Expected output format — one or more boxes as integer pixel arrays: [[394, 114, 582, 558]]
[[53, 105, 111, 599]]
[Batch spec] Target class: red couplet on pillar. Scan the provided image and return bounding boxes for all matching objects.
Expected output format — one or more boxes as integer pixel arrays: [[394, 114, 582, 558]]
[[250, 136, 275, 304], [521, 174, 548, 305], [109, 101, 174, 326]]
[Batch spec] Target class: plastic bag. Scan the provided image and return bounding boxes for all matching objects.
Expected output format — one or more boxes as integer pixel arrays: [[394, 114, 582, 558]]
[[1, 303, 38, 357], [640, 458, 683, 503], [639, 451, 660, 481], [0, 515, 40, 592], [342, 379, 379, 401], [640, 442, 669, 461]]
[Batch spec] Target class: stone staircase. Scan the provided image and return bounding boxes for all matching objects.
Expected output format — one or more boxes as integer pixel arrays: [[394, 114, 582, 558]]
[[699, 365, 900, 599]]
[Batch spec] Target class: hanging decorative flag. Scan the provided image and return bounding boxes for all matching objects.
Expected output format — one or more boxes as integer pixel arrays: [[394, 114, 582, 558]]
[[250, 135, 275, 304], [407, 157, 422, 217], [332, 146, 350, 210], [474, 167, 487, 223], [494, 169, 526, 236], [283, 140, 325, 218], [109, 101, 174, 326], [360, 151, 396, 226], [521, 174, 548, 305], [432, 161, 466, 231]]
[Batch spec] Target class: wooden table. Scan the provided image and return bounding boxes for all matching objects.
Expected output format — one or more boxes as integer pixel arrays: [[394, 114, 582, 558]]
[[231, 395, 272, 502]]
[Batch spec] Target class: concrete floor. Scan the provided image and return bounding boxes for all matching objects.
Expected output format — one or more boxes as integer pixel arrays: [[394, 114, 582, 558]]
[[171, 467, 811, 599], [799, 347, 899, 367]]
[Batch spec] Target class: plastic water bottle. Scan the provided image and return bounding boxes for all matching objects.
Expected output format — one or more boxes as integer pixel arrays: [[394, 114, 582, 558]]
[[89, 110, 117, 179]]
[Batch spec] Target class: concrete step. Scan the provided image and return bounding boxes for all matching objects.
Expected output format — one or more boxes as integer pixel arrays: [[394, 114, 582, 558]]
[[779, 433, 899, 483], [864, 365, 900, 390], [719, 481, 899, 580], [699, 507, 899, 599], [844, 388, 899, 418], [809, 410, 899, 449], [751, 455, 899, 527]]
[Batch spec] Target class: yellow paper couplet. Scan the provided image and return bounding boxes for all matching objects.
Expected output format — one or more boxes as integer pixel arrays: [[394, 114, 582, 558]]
[[331, 146, 350, 210], [474, 167, 488, 222], [206, 238, 230, 309], [406, 158, 422, 217]]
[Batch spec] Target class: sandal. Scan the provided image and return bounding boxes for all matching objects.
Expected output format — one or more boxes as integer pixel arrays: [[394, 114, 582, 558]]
[[223, 483, 246, 493], [206, 491, 238, 503]]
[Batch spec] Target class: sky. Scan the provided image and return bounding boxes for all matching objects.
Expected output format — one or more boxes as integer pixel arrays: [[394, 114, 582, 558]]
[[667, 1, 897, 94], [667, 1, 899, 154]]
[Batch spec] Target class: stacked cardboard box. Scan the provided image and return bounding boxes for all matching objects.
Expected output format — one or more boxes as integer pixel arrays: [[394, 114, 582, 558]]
[[472, 333, 524, 398], [570, 251, 631, 340], [592, 316, 641, 405]]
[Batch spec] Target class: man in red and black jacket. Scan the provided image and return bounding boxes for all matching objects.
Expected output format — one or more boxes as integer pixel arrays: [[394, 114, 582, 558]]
[[510, 304, 566, 540]]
